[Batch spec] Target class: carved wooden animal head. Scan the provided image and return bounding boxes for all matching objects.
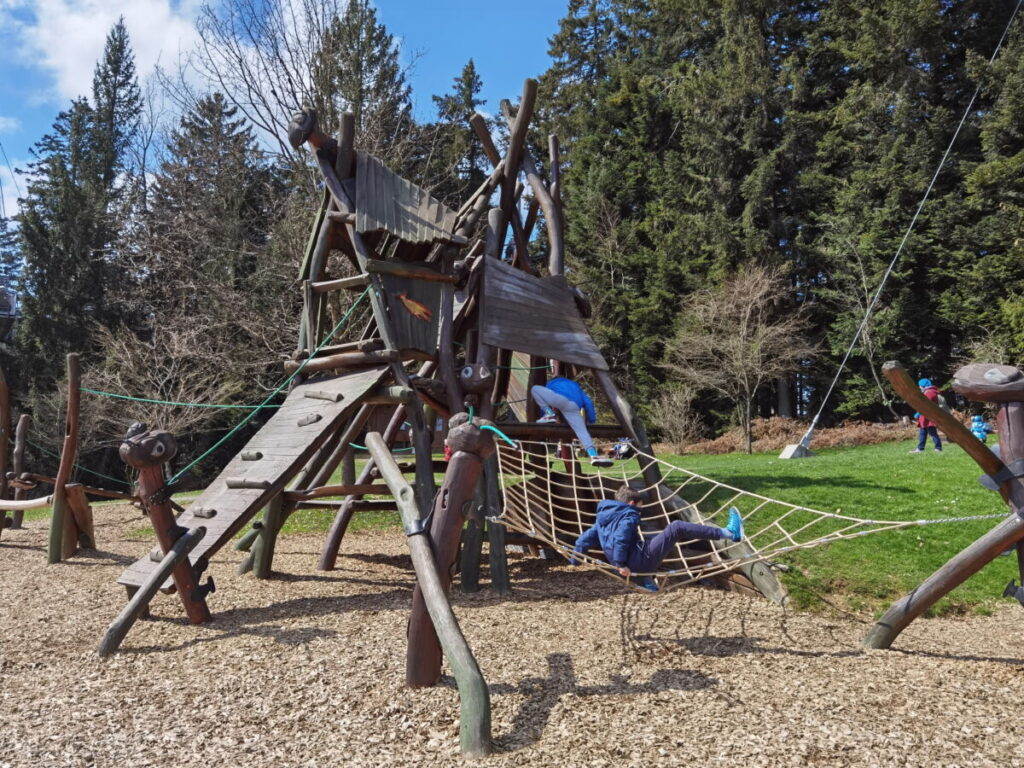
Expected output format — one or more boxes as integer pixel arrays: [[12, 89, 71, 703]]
[[119, 428, 178, 468]]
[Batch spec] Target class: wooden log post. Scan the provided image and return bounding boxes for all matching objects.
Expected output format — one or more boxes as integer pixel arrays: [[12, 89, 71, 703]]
[[64, 483, 94, 550], [406, 413, 495, 688], [97, 526, 207, 657], [252, 494, 285, 579], [460, 478, 486, 593], [484, 454, 511, 594], [0, 367, 8, 537], [48, 354, 83, 563], [864, 362, 1024, 649], [365, 431, 491, 757], [11, 414, 31, 528], [120, 426, 213, 625]]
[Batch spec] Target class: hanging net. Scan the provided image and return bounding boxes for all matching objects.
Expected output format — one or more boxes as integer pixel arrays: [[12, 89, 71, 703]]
[[493, 440, 1008, 592]]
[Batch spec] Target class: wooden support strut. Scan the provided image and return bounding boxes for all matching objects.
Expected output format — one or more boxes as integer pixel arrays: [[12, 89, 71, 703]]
[[48, 353, 83, 563], [863, 361, 1024, 649], [365, 432, 491, 757], [0, 366, 8, 537]]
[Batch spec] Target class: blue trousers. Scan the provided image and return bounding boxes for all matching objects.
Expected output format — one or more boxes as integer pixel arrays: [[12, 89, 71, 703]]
[[917, 426, 942, 451], [630, 520, 726, 572]]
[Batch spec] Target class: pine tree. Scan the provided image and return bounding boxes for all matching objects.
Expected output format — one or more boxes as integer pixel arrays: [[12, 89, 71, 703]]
[[314, 0, 413, 167], [427, 59, 488, 207], [15, 99, 104, 386], [13, 19, 142, 391]]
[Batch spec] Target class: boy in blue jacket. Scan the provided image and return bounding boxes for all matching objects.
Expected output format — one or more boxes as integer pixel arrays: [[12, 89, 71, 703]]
[[531, 376, 612, 467], [571, 485, 744, 591]]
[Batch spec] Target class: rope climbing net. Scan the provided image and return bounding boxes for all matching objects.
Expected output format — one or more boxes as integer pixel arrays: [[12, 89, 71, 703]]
[[494, 439, 1008, 591]]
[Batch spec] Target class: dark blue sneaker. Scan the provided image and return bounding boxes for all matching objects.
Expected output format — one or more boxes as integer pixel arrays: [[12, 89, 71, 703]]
[[634, 576, 659, 592], [725, 507, 744, 543]]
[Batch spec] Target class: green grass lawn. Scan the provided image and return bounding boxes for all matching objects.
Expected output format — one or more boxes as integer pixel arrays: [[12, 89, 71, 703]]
[[26, 439, 1017, 616], [660, 439, 1017, 616]]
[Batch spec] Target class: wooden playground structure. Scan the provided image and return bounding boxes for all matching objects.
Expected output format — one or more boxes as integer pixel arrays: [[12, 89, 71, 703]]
[[3, 78, 1024, 758]]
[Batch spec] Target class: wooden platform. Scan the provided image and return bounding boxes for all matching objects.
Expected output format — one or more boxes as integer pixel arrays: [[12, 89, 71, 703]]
[[118, 366, 389, 589]]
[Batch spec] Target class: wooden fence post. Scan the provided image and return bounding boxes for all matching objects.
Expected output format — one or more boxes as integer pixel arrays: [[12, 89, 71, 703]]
[[48, 354, 82, 563]]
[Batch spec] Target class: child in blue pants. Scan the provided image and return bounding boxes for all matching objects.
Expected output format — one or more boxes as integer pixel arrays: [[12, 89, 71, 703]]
[[570, 485, 743, 591]]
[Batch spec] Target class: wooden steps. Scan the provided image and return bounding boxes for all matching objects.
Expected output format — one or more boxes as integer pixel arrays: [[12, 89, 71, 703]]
[[117, 366, 389, 590]]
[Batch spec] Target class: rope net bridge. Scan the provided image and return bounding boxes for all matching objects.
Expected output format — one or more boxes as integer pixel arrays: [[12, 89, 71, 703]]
[[494, 439, 1008, 592]]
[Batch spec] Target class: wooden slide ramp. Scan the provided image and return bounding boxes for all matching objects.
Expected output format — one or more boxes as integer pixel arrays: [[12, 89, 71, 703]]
[[118, 366, 389, 589]]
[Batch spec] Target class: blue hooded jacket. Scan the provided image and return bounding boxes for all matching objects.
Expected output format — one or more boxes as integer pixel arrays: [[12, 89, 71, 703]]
[[545, 377, 597, 424], [572, 499, 642, 569]]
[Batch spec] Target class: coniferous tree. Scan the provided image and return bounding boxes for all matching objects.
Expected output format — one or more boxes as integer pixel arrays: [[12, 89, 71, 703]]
[[314, 0, 414, 168], [13, 20, 142, 391], [427, 59, 489, 207]]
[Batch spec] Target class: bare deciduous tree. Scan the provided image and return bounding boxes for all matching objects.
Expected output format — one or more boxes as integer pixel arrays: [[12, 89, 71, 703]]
[[664, 265, 816, 454]]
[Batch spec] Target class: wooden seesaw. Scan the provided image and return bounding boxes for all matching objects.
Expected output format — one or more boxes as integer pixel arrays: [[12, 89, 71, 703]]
[[864, 360, 1024, 649]]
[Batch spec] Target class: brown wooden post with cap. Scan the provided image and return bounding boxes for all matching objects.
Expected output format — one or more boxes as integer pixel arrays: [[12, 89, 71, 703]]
[[864, 361, 1024, 649], [120, 424, 213, 625], [10, 413, 31, 528], [48, 353, 82, 563], [406, 412, 495, 688]]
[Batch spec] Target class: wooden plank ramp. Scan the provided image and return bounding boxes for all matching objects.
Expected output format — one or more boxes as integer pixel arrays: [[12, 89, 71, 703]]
[[118, 366, 389, 589]]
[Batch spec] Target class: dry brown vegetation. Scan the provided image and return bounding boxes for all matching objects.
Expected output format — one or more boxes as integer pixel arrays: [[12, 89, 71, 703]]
[[2, 504, 1024, 767], [666, 416, 940, 455]]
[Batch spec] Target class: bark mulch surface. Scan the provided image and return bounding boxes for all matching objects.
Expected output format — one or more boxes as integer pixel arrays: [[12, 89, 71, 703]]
[[2, 504, 1024, 767]]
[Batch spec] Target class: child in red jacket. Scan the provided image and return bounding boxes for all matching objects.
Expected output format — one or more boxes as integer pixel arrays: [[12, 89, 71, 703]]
[[910, 378, 943, 453]]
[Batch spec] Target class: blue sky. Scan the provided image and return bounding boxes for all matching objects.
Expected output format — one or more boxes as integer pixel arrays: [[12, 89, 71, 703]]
[[0, 0, 566, 218]]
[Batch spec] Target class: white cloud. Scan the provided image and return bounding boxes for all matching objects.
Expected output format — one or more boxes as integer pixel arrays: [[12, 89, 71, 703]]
[[0, 117, 20, 133], [11, 0, 202, 101], [0, 159, 25, 221]]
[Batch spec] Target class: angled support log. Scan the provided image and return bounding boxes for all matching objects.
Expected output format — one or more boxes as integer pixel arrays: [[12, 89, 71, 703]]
[[365, 431, 491, 757], [864, 361, 1024, 649], [48, 354, 82, 563], [98, 526, 206, 657]]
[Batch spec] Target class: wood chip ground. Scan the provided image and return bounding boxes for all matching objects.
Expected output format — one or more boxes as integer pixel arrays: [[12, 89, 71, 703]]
[[2, 503, 1023, 767]]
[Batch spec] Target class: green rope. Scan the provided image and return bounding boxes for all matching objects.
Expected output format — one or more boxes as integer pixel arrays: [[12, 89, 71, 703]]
[[468, 405, 474, 425], [26, 439, 134, 487], [80, 388, 282, 410], [496, 364, 552, 371], [348, 443, 415, 453], [168, 288, 371, 485], [480, 424, 517, 448]]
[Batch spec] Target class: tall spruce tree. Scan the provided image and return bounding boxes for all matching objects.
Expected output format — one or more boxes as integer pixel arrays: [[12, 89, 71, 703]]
[[314, 0, 413, 168], [427, 59, 488, 207], [13, 20, 141, 391]]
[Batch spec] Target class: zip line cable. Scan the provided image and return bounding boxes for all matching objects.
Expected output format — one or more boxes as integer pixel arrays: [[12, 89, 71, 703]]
[[799, 0, 1023, 452]]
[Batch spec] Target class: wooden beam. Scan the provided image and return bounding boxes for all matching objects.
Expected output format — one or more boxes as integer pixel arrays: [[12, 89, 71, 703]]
[[10, 414, 31, 527], [311, 275, 370, 294], [364, 259, 458, 284]]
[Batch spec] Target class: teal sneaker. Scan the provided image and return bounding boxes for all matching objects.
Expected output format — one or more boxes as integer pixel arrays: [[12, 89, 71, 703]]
[[634, 576, 659, 592], [725, 507, 744, 543]]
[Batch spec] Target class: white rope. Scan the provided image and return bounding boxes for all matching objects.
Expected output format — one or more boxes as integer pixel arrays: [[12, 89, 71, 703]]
[[494, 440, 1008, 591]]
